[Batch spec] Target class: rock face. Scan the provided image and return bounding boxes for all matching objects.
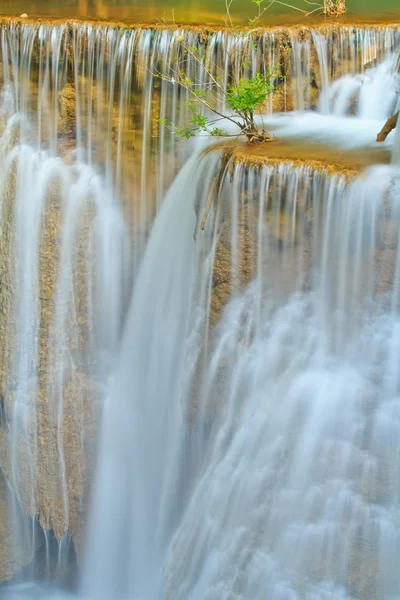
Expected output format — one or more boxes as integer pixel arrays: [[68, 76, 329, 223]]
[[0, 127, 103, 569], [0, 472, 40, 583], [0, 374, 100, 549], [207, 144, 364, 327], [210, 200, 256, 327]]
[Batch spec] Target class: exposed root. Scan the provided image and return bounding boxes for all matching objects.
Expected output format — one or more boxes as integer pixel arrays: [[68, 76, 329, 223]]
[[323, 0, 347, 15], [377, 111, 399, 142], [200, 178, 218, 231], [241, 125, 274, 145], [200, 151, 232, 232], [247, 132, 274, 144]]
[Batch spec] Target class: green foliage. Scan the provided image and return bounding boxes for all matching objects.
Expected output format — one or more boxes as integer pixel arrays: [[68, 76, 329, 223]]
[[190, 110, 209, 129], [155, 0, 292, 143], [226, 72, 276, 115], [157, 67, 278, 141], [158, 113, 227, 139]]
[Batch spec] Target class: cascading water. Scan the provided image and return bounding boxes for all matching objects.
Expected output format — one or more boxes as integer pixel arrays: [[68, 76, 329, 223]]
[[160, 162, 400, 600], [1, 13, 400, 600], [82, 153, 221, 600], [83, 155, 400, 600], [264, 25, 400, 151], [0, 20, 133, 586], [325, 50, 400, 119]]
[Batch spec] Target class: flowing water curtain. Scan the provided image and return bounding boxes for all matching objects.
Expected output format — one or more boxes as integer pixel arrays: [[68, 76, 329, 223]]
[[61, 20, 400, 598], [0, 21, 130, 579], [295, 26, 400, 114], [2, 21, 399, 165], [161, 156, 400, 600], [0, 18, 206, 581], [152, 23, 400, 128], [0, 20, 195, 580], [0, 22, 70, 150], [322, 30, 400, 118], [81, 151, 225, 600], [0, 134, 128, 576], [81, 147, 400, 599]]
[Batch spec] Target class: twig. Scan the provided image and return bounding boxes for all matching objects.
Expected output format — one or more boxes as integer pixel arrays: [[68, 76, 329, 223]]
[[377, 111, 399, 142], [200, 177, 218, 230]]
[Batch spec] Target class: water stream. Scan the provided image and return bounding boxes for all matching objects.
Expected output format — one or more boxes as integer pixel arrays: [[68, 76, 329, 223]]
[[0, 14, 400, 600]]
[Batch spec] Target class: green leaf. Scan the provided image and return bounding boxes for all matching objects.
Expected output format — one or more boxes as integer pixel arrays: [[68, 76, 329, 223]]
[[209, 127, 226, 136], [190, 110, 209, 128], [226, 72, 276, 115]]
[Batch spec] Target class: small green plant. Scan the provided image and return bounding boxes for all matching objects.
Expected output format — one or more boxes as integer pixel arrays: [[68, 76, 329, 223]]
[[226, 73, 275, 115], [155, 33, 280, 144], [157, 66, 280, 143], [155, 0, 346, 144]]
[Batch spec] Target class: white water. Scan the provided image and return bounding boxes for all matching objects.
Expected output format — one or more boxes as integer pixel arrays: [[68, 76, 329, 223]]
[[160, 167, 400, 600], [81, 153, 218, 599]]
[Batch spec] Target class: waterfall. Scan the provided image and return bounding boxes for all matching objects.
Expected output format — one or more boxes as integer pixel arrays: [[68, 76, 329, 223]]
[[262, 25, 400, 151], [1, 13, 400, 600], [317, 28, 400, 117]]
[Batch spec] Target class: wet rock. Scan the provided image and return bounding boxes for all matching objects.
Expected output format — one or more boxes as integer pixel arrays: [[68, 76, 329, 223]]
[[58, 84, 76, 143], [210, 199, 257, 327], [0, 149, 102, 559], [0, 471, 40, 582]]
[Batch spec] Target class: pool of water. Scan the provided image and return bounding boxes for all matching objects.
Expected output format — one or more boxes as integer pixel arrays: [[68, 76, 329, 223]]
[[0, 583, 75, 600], [0, 0, 399, 25]]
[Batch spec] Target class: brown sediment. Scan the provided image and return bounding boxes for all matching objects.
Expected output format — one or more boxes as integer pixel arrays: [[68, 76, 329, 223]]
[[206, 138, 389, 179]]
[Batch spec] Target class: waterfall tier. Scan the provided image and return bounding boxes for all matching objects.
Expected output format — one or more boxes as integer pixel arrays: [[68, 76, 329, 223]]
[[85, 148, 400, 600]]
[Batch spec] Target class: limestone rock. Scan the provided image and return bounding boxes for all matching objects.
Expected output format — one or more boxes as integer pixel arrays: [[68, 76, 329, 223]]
[[0, 139, 102, 559], [0, 471, 39, 582]]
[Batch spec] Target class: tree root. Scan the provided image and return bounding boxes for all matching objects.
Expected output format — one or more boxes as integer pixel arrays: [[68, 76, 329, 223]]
[[324, 0, 347, 15], [200, 178, 218, 231], [247, 132, 274, 144], [199, 151, 232, 232], [377, 111, 399, 142]]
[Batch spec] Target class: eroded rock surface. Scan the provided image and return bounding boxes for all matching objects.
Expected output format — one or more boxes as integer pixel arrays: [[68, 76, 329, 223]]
[[0, 472, 40, 582]]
